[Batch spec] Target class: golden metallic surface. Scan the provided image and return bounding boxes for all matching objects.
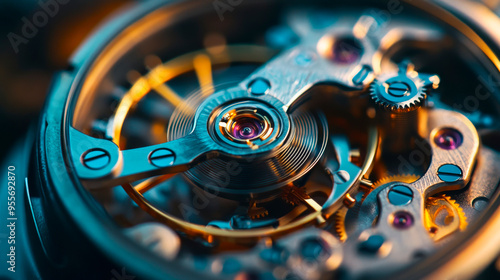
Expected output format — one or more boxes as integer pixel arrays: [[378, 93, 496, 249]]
[[247, 201, 269, 220], [72, 1, 207, 129], [333, 207, 348, 242], [423, 197, 500, 280], [360, 126, 378, 179], [372, 175, 420, 189], [424, 195, 467, 241], [134, 174, 175, 194], [342, 194, 356, 208], [408, 0, 500, 72], [280, 185, 311, 206], [193, 54, 215, 97]]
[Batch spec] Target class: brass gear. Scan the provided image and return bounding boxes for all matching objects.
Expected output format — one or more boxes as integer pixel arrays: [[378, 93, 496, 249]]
[[424, 194, 468, 241], [372, 174, 420, 188], [333, 207, 348, 242], [280, 185, 311, 206], [248, 201, 269, 220]]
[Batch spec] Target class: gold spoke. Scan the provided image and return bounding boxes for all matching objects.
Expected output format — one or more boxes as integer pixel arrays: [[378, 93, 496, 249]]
[[152, 83, 185, 108], [193, 54, 214, 97], [302, 197, 323, 212], [134, 174, 176, 194]]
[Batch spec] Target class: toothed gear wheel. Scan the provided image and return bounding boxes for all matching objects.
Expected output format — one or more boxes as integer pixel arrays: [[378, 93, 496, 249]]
[[333, 207, 348, 242], [248, 203, 269, 220], [424, 194, 468, 241], [280, 186, 310, 206], [372, 174, 420, 188], [370, 61, 440, 112]]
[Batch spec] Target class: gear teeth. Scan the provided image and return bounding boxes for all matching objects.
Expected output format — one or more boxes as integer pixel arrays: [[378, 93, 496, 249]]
[[280, 186, 310, 206], [248, 208, 269, 220], [372, 174, 420, 188], [333, 208, 348, 242], [369, 65, 435, 112], [442, 195, 468, 231], [247, 201, 269, 220], [424, 194, 468, 241], [370, 175, 468, 242]]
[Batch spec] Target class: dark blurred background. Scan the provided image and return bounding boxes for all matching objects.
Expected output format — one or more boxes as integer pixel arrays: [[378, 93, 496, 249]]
[[0, 0, 131, 160]]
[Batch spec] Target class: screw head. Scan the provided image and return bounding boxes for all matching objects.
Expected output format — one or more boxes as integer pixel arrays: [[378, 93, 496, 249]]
[[333, 170, 350, 184], [358, 234, 385, 255], [149, 148, 175, 167], [387, 81, 411, 97], [82, 149, 111, 170], [247, 78, 271, 95], [387, 185, 413, 206], [437, 164, 463, 182]]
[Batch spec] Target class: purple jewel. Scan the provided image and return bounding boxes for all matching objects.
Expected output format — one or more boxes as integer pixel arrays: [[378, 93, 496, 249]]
[[232, 117, 263, 140], [332, 38, 363, 64], [393, 212, 413, 229], [434, 128, 463, 150]]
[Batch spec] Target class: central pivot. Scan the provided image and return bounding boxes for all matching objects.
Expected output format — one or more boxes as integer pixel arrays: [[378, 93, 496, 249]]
[[213, 100, 282, 150], [221, 109, 269, 142]]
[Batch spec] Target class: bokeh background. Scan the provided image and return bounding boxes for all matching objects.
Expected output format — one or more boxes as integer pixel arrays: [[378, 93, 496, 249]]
[[0, 0, 130, 160], [1, 1, 500, 278]]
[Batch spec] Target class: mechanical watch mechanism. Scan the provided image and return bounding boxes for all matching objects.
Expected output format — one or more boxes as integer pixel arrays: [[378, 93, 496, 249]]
[[35, 0, 500, 279]]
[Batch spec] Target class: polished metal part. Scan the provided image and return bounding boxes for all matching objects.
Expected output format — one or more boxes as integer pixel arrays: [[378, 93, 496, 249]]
[[340, 109, 480, 278], [372, 61, 440, 153], [72, 89, 292, 189], [437, 164, 463, 183], [247, 78, 271, 96], [387, 185, 413, 206], [322, 135, 363, 215], [182, 228, 342, 280], [370, 61, 439, 112], [239, 14, 444, 112], [33, 0, 500, 279], [342, 183, 434, 278], [82, 149, 111, 170]]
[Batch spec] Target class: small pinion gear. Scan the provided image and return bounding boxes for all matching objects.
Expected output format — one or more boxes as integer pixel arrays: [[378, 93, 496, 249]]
[[370, 61, 440, 112], [248, 201, 269, 219], [280, 185, 310, 206]]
